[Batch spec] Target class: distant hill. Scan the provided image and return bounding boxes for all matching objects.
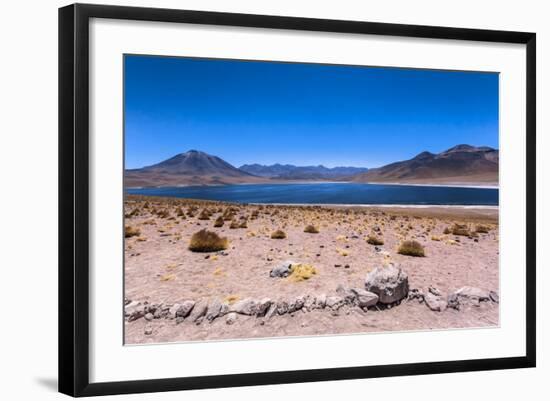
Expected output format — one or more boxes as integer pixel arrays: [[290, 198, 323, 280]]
[[125, 150, 262, 187], [351, 145, 498, 185], [239, 163, 369, 180]]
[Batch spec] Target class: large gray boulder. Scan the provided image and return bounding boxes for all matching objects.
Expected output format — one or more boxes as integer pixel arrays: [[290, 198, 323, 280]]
[[365, 264, 409, 304]]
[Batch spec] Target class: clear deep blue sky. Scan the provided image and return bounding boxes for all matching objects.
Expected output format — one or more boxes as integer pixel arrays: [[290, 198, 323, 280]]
[[124, 55, 498, 169]]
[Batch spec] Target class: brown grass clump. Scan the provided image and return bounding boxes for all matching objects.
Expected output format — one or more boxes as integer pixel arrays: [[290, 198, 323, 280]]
[[229, 220, 240, 229], [213, 216, 224, 227], [304, 225, 320, 234], [224, 294, 240, 304], [239, 220, 248, 229], [366, 235, 384, 245], [475, 224, 490, 233], [125, 225, 141, 238], [397, 240, 425, 257], [287, 264, 317, 282], [198, 210, 210, 220], [271, 230, 287, 239], [188, 229, 228, 252], [443, 227, 451, 235], [450, 223, 470, 236]]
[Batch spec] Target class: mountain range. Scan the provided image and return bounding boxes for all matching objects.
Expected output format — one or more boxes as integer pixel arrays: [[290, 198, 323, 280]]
[[352, 144, 498, 185], [239, 164, 369, 180], [125, 145, 498, 188]]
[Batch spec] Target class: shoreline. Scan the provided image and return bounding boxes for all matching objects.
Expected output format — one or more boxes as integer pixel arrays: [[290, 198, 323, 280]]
[[253, 202, 499, 210], [125, 181, 499, 190]]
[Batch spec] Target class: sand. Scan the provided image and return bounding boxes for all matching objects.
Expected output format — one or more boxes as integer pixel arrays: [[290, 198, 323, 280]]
[[124, 195, 499, 344]]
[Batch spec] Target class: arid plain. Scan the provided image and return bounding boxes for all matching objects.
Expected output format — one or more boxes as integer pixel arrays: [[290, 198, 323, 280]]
[[124, 195, 499, 344]]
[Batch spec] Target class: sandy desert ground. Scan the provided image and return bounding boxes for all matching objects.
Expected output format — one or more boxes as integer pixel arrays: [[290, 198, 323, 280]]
[[124, 195, 499, 344]]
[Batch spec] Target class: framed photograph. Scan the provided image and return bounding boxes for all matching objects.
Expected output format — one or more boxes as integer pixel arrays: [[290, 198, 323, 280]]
[[59, 3, 536, 397]]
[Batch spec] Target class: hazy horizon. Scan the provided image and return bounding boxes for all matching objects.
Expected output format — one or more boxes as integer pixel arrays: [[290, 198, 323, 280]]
[[124, 55, 499, 170]]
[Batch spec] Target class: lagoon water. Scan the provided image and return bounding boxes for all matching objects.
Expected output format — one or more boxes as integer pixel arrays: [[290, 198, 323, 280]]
[[126, 182, 498, 206]]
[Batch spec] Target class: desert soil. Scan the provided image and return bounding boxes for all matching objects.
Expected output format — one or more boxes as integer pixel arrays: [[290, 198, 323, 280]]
[[124, 195, 499, 344]]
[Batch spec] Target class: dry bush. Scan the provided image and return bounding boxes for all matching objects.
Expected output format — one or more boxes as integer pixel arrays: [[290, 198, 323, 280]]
[[213, 216, 224, 227], [398, 240, 425, 257], [443, 227, 451, 235], [450, 223, 471, 236], [271, 230, 287, 239], [229, 220, 240, 229], [124, 225, 141, 238], [188, 229, 228, 252], [197, 210, 210, 220], [304, 225, 320, 234], [156, 209, 170, 219], [239, 220, 248, 229], [366, 235, 384, 245], [287, 264, 317, 282], [475, 225, 490, 233]]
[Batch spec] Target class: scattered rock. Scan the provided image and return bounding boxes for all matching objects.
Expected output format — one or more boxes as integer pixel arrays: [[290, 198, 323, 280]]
[[206, 300, 223, 322], [176, 300, 195, 318], [315, 294, 327, 309], [408, 288, 425, 303], [276, 301, 289, 315], [447, 293, 460, 310], [489, 291, 499, 303], [453, 286, 491, 304], [336, 285, 357, 304], [168, 303, 181, 319], [428, 286, 441, 296], [425, 292, 447, 312], [264, 303, 278, 319], [256, 298, 272, 317], [288, 296, 305, 313], [176, 316, 184, 324], [365, 264, 409, 304], [303, 295, 316, 311], [326, 296, 345, 310], [231, 298, 258, 315], [270, 260, 295, 278], [125, 301, 145, 322], [144, 325, 153, 335], [225, 312, 238, 325], [144, 313, 154, 321], [188, 300, 208, 323], [351, 288, 379, 308]]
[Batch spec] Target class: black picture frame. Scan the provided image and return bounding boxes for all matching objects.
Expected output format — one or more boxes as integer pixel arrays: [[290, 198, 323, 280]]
[[59, 3, 536, 397]]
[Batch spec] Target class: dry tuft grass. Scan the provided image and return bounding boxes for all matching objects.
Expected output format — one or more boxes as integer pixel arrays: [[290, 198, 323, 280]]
[[160, 273, 176, 282], [450, 223, 471, 236], [213, 216, 224, 227], [188, 229, 228, 252], [397, 240, 425, 257], [224, 294, 240, 304], [198, 210, 210, 220], [304, 225, 320, 234], [229, 220, 240, 229], [475, 224, 490, 233], [287, 264, 317, 282], [366, 235, 384, 245], [125, 226, 141, 238], [271, 230, 287, 239]]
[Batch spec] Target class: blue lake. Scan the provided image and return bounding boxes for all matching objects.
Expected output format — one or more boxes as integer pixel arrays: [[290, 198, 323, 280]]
[[126, 183, 499, 206]]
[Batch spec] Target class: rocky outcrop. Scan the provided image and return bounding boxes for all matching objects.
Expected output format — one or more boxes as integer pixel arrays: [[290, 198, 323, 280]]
[[365, 264, 409, 304]]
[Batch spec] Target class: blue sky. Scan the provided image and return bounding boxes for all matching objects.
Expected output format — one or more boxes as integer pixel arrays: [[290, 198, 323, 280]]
[[124, 55, 498, 169]]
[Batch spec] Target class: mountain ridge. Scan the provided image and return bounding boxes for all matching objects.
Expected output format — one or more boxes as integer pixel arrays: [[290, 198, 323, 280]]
[[351, 145, 498, 185]]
